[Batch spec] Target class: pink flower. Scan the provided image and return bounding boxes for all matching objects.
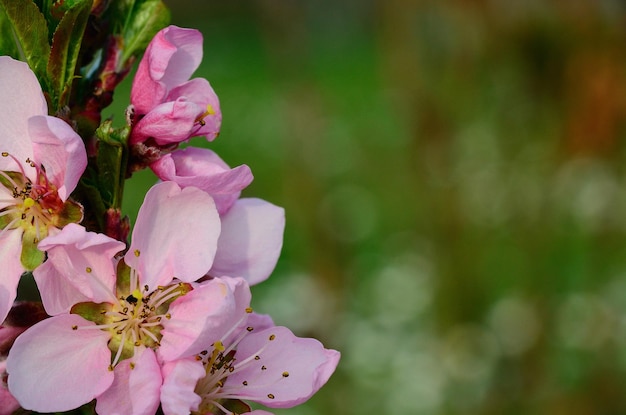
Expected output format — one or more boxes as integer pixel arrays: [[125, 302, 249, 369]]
[[209, 198, 285, 286], [151, 147, 253, 215], [0, 56, 86, 323], [161, 312, 340, 415], [6, 182, 256, 414], [129, 25, 221, 147], [151, 148, 285, 286]]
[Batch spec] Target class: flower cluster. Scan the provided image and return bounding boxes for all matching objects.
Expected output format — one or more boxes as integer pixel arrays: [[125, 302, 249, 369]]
[[0, 4, 338, 415]]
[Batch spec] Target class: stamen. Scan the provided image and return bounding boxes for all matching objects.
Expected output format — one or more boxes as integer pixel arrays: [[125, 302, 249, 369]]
[[0, 170, 19, 190], [139, 327, 160, 344], [0, 207, 20, 218], [111, 329, 128, 367], [207, 400, 233, 415], [0, 217, 20, 239], [150, 285, 184, 309]]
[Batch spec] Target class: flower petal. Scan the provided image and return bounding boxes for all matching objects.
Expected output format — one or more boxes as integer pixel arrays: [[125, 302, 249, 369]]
[[131, 98, 206, 145], [35, 223, 124, 314], [95, 347, 162, 415], [210, 198, 285, 285], [33, 258, 93, 316], [0, 57, 45, 168], [131, 26, 203, 114], [159, 277, 251, 361], [6, 314, 114, 412], [126, 182, 220, 289], [225, 326, 340, 408], [150, 147, 253, 214], [160, 357, 205, 415], [29, 115, 87, 201], [166, 78, 221, 141], [0, 230, 25, 324]]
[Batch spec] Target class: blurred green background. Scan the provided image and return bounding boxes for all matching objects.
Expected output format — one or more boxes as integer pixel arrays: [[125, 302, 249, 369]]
[[109, 1, 626, 414]]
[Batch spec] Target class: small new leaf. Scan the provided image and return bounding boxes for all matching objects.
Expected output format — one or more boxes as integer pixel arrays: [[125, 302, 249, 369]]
[[48, 0, 93, 110], [120, 0, 170, 65]]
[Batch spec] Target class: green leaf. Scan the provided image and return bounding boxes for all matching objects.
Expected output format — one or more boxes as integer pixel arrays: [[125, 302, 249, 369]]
[[0, 0, 50, 89], [106, 0, 169, 66], [122, 0, 169, 64], [0, 5, 19, 58], [47, 0, 93, 110]]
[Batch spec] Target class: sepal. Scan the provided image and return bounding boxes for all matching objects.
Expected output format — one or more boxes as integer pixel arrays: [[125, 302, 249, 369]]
[[20, 227, 46, 271]]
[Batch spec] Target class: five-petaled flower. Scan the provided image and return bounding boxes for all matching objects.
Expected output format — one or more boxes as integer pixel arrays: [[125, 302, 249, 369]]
[[0, 56, 86, 324], [6, 182, 236, 413]]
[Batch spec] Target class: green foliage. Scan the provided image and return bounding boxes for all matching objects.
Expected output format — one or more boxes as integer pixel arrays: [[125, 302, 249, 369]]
[[0, 0, 170, 118], [0, 0, 50, 90], [47, 0, 92, 109], [104, 0, 170, 66], [95, 120, 130, 209]]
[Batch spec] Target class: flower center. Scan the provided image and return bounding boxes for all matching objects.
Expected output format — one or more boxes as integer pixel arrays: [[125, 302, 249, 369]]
[[0, 153, 62, 240], [109, 269, 194, 369], [73, 265, 190, 370], [192, 309, 282, 415]]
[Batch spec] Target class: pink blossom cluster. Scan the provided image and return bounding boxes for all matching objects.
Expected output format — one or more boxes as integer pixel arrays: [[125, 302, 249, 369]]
[[0, 26, 339, 415]]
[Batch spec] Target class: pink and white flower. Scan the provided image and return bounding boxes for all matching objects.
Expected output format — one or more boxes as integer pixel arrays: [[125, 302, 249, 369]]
[[6, 181, 242, 413], [161, 312, 340, 415], [150, 147, 253, 215], [151, 147, 285, 285], [129, 25, 221, 149], [0, 56, 87, 323]]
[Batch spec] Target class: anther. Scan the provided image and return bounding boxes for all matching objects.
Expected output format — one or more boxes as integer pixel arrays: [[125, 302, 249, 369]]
[[269, 334, 276, 341], [267, 394, 275, 399], [261, 366, 267, 371], [86, 267, 92, 273], [246, 326, 254, 332], [242, 381, 248, 386], [254, 356, 260, 361], [71, 325, 78, 330], [134, 249, 140, 257], [282, 372, 290, 377], [1, 152, 7, 157], [245, 307, 253, 313]]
